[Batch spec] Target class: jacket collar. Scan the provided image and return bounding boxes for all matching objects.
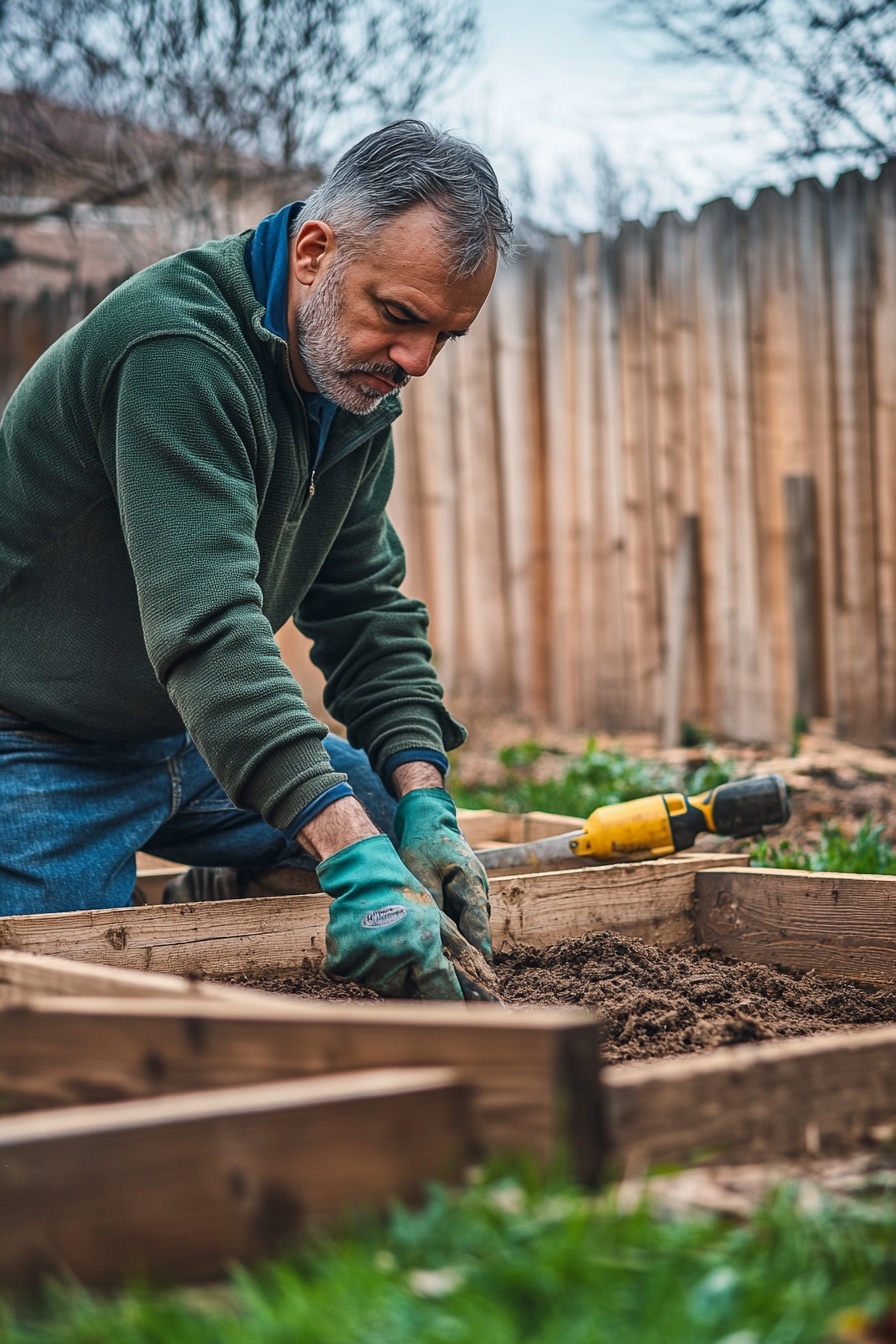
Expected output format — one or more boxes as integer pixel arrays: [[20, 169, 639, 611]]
[[245, 201, 301, 343], [244, 203, 403, 445]]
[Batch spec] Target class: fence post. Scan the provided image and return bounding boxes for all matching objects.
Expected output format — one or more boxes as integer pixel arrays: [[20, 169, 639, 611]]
[[784, 474, 823, 725], [661, 515, 700, 748]]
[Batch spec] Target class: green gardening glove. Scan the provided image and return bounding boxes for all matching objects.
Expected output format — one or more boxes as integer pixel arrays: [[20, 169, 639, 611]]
[[317, 834, 463, 1000], [393, 788, 492, 960]]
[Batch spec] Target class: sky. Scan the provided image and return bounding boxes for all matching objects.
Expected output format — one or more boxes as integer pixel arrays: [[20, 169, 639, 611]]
[[421, 0, 789, 231]]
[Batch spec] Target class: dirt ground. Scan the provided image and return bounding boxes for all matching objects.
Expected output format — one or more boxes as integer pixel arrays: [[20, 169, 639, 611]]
[[224, 721, 896, 1063], [225, 932, 896, 1064]]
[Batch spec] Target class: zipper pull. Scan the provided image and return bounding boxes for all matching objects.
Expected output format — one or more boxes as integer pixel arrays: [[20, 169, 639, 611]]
[[308, 471, 316, 498]]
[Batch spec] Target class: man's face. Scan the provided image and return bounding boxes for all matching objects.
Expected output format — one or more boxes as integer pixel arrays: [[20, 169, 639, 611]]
[[289, 202, 496, 414]]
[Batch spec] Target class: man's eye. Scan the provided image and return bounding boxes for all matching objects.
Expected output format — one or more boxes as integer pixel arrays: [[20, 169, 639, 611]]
[[382, 307, 408, 325]]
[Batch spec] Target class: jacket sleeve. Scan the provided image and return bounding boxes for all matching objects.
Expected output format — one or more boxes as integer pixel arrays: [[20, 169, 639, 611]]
[[294, 429, 467, 777], [98, 335, 346, 831]]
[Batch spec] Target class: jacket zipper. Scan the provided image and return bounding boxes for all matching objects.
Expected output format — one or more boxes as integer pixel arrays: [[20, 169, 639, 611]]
[[270, 337, 394, 507]]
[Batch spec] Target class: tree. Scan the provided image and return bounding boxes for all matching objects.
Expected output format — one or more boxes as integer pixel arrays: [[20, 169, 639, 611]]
[[0, 0, 479, 235], [607, 1, 896, 174]]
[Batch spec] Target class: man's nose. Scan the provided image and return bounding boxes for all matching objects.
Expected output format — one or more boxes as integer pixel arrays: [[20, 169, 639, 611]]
[[388, 331, 439, 378]]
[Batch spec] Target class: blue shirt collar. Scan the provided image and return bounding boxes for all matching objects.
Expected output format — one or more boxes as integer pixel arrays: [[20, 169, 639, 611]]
[[245, 200, 303, 342]]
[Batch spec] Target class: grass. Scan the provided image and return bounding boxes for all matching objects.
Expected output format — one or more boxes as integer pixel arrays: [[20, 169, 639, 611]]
[[451, 740, 735, 818], [751, 817, 896, 875], [3, 1172, 896, 1343]]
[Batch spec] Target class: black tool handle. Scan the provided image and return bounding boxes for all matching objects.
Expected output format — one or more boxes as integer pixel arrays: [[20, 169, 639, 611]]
[[707, 774, 790, 837]]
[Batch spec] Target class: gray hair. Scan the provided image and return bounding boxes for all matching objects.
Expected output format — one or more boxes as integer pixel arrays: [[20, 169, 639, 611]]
[[290, 120, 514, 277]]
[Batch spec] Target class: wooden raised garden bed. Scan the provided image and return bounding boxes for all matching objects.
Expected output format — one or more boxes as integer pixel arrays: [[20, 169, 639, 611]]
[[2, 809, 896, 1291]]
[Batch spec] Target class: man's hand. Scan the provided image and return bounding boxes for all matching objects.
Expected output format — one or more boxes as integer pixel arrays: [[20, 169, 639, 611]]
[[392, 784, 492, 961], [316, 834, 464, 999]]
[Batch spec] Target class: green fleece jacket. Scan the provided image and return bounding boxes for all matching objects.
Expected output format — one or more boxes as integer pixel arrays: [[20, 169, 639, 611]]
[[0, 232, 464, 830]]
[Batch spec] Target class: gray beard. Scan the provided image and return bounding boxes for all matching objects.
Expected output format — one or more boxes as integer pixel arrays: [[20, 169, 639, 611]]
[[294, 260, 410, 414]]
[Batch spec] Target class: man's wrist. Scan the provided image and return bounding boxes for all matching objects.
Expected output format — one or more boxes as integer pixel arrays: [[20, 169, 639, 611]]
[[297, 795, 380, 861], [391, 761, 445, 797]]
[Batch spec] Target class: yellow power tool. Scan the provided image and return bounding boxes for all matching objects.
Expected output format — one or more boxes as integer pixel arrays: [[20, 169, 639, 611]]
[[473, 774, 790, 872]]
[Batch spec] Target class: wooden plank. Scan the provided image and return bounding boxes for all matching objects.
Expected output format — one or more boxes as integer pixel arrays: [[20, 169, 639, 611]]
[[396, 344, 462, 698], [572, 232, 602, 726], [652, 213, 705, 731], [617, 221, 662, 731], [134, 866, 187, 904], [541, 234, 580, 725], [0, 854, 748, 977], [0, 1068, 471, 1291], [694, 866, 896, 983], [0, 997, 604, 1178], [456, 809, 586, 846], [747, 186, 805, 742], [452, 298, 511, 709], [491, 252, 548, 718], [490, 854, 747, 950], [455, 808, 510, 844], [593, 232, 630, 729], [605, 1024, 896, 1170], [870, 159, 896, 745], [784, 474, 823, 721], [828, 170, 881, 744], [0, 950, 269, 1005], [661, 514, 700, 747], [792, 176, 836, 721]]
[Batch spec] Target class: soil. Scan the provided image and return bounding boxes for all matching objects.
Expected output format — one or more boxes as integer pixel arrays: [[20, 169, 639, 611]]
[[223, 930, 896, 1065]]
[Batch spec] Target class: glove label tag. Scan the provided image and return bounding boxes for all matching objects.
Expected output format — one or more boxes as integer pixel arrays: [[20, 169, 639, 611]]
[[360, 904, 408, 930]]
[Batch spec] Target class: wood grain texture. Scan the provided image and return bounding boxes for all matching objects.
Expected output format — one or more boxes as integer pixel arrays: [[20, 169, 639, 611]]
[[694, 866, 896, 983], [792, 176, 836, 719], [871, 160, 896, 744], [541, 234, 580, 725], [784, 474, 823, 720], [0, 855, 746, 978], [491, 251, 548, 718], [0, 950, 268, 1005], [828, 170, 881, 745], [0, 997, 604, 1179], [455, 810, 587, 847], [605, 1024, 896, 1169], [661, 515, 699, 748], [0, 1068, 471, 1292], [488, 854, 747, 951]]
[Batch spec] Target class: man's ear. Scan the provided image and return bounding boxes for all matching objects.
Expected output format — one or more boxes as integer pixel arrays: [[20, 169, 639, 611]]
[[293, 219, 336, 287]]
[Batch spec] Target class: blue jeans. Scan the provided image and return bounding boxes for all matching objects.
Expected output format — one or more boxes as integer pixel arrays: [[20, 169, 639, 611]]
[[0, 711, 397, 915]]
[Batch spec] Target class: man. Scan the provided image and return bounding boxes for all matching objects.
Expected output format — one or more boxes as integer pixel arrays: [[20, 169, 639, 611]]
[[0, 120, 514, 999]]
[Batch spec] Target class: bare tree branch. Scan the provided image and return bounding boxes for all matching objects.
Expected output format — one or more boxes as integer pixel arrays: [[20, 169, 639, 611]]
[[600, 0, 896, 171], [0, 0, 479, 236]]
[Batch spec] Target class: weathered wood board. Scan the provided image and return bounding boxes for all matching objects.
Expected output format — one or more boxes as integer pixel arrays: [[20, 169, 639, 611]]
[[0, 996, 604, 1179], [694, 866, 896, 983], [604, 1023, 896, 1169], [489, 854, 747, 950], [0, 854, 745, 980], [0, 950, 268, 1005], [0, 1068, 471, 1293], [459, 808, 588, 845]]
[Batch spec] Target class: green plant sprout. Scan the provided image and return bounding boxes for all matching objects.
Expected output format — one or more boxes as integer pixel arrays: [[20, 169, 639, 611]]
[[452, 740, 735, 817], [751, 817, 896, 876]]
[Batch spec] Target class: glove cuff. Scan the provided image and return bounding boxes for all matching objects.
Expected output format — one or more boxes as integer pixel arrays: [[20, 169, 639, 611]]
[[317, 833, 411, 899], [393, 786, 459, 845]]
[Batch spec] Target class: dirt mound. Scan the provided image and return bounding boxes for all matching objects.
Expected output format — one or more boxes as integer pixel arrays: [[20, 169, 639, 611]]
[[494, 933, 896, 1062], [223, 929, 896, 1064]]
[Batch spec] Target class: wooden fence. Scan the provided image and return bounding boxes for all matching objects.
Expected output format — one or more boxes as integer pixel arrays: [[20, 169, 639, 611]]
[[384, 162, 896, 747], [6, 163, 896, 745]]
